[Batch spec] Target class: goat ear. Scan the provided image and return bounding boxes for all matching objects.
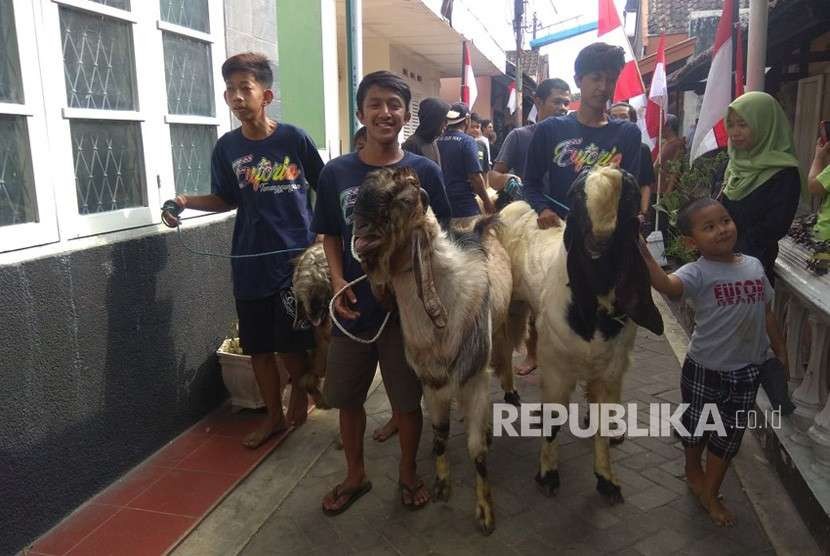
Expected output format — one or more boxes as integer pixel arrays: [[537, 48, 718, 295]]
[[412, 228, 448, 328], [565, 225, 599, 337], [614, 218, 664, 335]]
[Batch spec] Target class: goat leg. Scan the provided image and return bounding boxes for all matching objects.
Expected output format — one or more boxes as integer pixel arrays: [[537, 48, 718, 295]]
[[536, 369, 574, 497], [586, 378, 624, 504], [424, 387, 452, 501], [461, 371, 495, 535]]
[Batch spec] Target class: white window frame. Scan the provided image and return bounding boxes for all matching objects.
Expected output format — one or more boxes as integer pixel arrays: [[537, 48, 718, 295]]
[[0, 0, 60, 252], [155, 0, 229, 222]]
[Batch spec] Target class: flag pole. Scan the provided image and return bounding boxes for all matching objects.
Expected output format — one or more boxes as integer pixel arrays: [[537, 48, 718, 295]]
[[655, 106, 663, 232]]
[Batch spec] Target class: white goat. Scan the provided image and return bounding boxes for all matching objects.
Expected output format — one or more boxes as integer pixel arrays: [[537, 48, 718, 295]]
[[351, 168, 522, 535], [497, 166, 663, 503]]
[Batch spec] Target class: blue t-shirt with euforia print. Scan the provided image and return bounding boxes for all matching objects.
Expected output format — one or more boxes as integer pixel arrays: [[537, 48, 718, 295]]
[[523, 112, 642, 217], [311, 151, 451, 337], [212, 123, 324, 300]]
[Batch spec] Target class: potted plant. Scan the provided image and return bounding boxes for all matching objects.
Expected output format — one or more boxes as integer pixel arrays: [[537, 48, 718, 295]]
[[216, 324, 289, 410]]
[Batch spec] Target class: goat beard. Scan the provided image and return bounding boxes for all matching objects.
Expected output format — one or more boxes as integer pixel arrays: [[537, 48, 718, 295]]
[[412, 228, 448, 329]]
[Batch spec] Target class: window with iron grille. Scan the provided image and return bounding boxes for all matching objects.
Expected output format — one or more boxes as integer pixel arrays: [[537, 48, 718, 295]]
[[0, 0, 228, 252]]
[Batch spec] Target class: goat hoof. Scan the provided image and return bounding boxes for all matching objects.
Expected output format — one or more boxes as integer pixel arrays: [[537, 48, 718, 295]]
[[609, 435, 625, 446], [476, 504, 495, 535], [595, 474, 624, 504], [534, 470, 560, 497], [504, 390, 521, 407], [433, 477, 451, 501]]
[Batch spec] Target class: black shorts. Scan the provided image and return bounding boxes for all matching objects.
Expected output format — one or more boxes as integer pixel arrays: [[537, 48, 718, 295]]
[[235, 289, 314, 355], [680, 356, 761, 460]]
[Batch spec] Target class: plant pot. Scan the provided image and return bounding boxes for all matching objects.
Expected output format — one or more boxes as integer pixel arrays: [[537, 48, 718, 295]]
[[217, 343, 290, 410]]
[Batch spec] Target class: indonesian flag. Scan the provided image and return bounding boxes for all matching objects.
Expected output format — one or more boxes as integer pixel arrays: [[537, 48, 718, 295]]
[[690, 0, 733, 163], [461, 41, 478, 108], [597, 0, 650, 147], [507, 81, 517, 114], [646, 35, 667, 159]]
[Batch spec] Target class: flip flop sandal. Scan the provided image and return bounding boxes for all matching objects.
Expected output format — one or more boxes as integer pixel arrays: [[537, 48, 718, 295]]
[[515, 365, 537, 376], [399, 479, 429, 511], [322, 481, 372, 516]]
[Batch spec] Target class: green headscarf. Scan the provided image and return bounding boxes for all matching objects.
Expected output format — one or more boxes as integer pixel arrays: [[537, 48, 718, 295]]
[[723, 91, 802, 201]]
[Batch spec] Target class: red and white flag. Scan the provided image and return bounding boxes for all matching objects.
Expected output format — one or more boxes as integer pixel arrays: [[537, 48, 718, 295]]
[[461, 41, 478, 108], [597, 0, 650, 147], [506, 81, 517, 114], [690, 0, 734, 163], [646, 34, 668, 159]]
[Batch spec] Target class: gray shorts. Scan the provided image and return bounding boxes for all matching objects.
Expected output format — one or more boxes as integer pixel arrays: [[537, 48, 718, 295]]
[[323, 316, 423, 412]]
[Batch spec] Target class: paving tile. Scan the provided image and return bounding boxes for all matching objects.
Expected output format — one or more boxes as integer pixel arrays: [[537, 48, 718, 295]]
[[145, 430, 212, 468], [633, 528, 691, 555], [30, 503, 119, 555], [128, 469, 238, 517], [94, 465, 169, 507], [626, 484, 681, 511], [66, 508, 193, 556], [176, 434, 280, 477]]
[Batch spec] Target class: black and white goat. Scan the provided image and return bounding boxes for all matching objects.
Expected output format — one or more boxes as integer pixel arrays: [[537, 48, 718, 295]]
[[351, 168, 523, 534], [497, 166, 663, 503]]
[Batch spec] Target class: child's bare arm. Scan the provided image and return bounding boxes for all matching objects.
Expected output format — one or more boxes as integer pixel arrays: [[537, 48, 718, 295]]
[[638, 237, 684, 298], [766, 304, 788, 371], [176, 193, 235, 213]]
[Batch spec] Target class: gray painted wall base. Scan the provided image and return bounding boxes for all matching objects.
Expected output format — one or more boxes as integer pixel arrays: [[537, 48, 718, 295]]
[[1, 219, 236, 554]]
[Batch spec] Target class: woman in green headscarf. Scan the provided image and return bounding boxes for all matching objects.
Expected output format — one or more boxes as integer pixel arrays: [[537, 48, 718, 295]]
[[720, 91, 802, 284]]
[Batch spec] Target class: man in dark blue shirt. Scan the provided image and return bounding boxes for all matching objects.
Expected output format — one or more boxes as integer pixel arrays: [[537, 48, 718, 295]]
[[313, 71, 451, 515], [523, 43, 642, 229], [436, 103, 495, 217], [167, 53, 323, 449]]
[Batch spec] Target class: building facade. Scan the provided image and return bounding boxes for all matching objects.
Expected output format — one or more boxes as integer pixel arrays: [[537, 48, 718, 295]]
[[0, 1, 339, 553]]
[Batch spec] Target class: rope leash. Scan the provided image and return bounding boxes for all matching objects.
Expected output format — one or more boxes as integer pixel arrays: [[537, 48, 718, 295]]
[[328, 274, 392, 344], [162, 201, 308, 259], [164, 201, 392, 343]]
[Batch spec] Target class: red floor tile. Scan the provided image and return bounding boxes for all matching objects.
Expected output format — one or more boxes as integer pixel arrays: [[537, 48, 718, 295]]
[[196, 406, 269, 438], [30, 503, 118, 555], [65, 508, 193, 556], [127, 469, 238, 517], [175, 433, 283, 477], [94, 465, 169, 507], [144, 430, 211, 469]]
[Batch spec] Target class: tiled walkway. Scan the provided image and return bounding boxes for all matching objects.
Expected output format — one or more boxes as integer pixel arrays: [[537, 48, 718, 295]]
[[29, 403, 297, 556], [227, 330, 775, 555]]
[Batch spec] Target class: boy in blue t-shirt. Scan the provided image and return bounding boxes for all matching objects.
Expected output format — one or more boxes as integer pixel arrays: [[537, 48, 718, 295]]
[[436, 102, 494, 218], [165, 53, 323, 449], [523, 42, 642, 229], [313, 71, 451, 515], [640, 197, 787, 527]]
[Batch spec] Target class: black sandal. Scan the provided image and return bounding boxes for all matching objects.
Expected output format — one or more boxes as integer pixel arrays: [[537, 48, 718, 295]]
[[322, 480, 372, 516], [399, 478, 430, 511]]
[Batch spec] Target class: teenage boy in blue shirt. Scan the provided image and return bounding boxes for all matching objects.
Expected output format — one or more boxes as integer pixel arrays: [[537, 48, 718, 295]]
[[167, 53, 323, 449], [313, 71, 452, 514], [523, 42, 642, 229], [436, 103, 495, 218]]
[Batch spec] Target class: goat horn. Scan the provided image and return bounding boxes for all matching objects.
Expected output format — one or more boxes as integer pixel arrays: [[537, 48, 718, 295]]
[[412, 229, 448, 328]]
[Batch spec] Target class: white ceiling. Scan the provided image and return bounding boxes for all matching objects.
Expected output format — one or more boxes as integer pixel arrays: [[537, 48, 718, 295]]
[[335, 0, 504, 77]]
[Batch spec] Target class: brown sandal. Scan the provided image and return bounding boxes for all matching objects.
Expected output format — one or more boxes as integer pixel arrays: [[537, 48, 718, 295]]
[[322, 481, 372, 516], [399, 478, 430, 511]]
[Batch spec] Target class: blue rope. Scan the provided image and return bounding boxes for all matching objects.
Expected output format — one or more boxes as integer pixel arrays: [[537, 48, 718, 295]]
[[174, 225, 308, 259], [542, 193, 570, 214]]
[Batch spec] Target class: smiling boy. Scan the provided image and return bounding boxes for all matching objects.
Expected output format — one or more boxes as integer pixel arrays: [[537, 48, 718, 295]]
[[523, 43, 642, 229], [312, 71, 451, 514]]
